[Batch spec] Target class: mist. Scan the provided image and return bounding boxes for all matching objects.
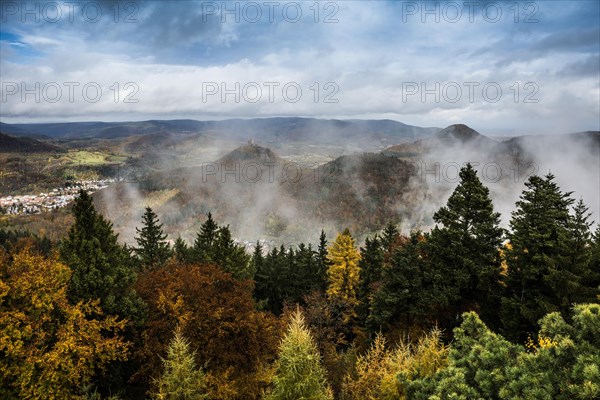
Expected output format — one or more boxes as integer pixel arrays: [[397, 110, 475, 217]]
[[90, 123, 599, 250]]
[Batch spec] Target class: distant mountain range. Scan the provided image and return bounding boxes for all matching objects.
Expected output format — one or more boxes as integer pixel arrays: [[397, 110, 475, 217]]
[[0, 118, 440, 145]]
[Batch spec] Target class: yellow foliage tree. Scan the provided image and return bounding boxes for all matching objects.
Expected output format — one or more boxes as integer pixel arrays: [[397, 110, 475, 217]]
[[326, 229, 361, 322], [0, 247, 128, 400], [343, 329, 448, 399]]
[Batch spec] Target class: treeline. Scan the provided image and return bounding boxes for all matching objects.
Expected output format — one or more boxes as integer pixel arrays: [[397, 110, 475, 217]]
[[1, 164, 599, 399]]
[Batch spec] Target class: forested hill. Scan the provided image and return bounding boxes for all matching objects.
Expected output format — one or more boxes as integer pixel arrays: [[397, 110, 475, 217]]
[[2, 163, 599, 399], [0, 132, 65, 153]]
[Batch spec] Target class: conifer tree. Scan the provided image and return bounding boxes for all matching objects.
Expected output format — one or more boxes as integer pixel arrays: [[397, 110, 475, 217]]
[[192, 212, 219, 263], [326, 229, 361, 322], [414, 304, 600, 400], [60, 190, 145, 324], [426, 163, 503, 326], [286, 246, 298, 294], [213, 224, 253, 280], [290, 243, 310, 300], [134, 206, 171, 269], [357, 234, 384, 325], [173, 237, 192, 264], [254, 242, 322, 314], [267, 309, 333, 400], [501, 174, 594, 341], [254, 245, 276, 310], [316, 230, 330, 292], [255, 246, 287, 314], [565, 199, 598, 302], [368, 232, 427, 333], [416, 312, 522, 400], [588, 225, 600, 294], [251, 240, 264, 278], [191, 214, 252, 280], [153, 329, 208, 400], [381, 222, 399, 252], [300, 243, 322, 294], [501, 303, 600, 400]]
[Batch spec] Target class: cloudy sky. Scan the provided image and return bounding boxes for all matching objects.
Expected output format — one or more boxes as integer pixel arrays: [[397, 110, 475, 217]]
[[1, 0, 598, 134]]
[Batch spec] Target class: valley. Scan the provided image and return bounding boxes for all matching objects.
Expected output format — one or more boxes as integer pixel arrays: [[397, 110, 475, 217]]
[[2, 119, 598, 248]]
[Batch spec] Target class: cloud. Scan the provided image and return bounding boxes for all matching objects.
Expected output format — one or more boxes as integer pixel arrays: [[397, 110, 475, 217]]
[[560, 55, 600, 78], [0, 0, 598, 134]]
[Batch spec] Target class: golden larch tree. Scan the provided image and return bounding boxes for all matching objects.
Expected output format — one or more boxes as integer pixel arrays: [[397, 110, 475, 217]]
[[326, 229, 361, 321]]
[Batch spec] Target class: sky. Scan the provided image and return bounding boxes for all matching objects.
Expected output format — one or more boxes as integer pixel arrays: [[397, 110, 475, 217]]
[[0, 0, 599, 135]]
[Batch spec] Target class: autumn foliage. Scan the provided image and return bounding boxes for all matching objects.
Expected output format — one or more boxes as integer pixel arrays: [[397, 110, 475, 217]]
[[0, 247, 128, 400], [134, 260, 282, 399], [326, 229, 361, 323], [1, 163, 600, 400], [267, 309, 333, 400]]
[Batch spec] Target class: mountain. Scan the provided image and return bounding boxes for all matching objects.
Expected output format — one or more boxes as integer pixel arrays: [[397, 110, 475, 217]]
[[1, 118, 440, 146], [216, 142, 283, 166], [0, 132, 65, 153], [385, 124, 498, 156], [435, 124, 489, 143]]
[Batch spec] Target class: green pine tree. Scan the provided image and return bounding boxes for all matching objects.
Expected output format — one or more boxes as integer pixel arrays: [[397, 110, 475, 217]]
[[254, 242, 325, 314], [381, 222, 399, 251], [564, 199, 598, 303], [501, 174, 580, 341], [153, 329, 208, 400], [213, 225, 253, 280], [289, 244, 306, 302], [192, 212, 219, 263], [251, 240, 264, 279], [60, 190, 145, 324], [411, 304, 600, 400], [298, 243, 321, 295], [267, 309, 333, 400], [588, 225, 600, 294], [255, 246, 288, 314], [134, 207, 172, 269], [426, 163, 504, 327], [501, 303, 600, 400], [173, 237, 192, 264], [192, 213, 252, 280], [357, 234, 384, 325], [413, 312, 522, 400], [368, 232, 427, 333], [316, 230, 330, 292]]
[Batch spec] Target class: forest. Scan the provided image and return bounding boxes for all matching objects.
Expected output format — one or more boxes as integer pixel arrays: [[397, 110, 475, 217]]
[[1, 163, 599, 400]]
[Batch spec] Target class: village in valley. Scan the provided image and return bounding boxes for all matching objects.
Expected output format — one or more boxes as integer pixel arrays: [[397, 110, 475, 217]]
[[0, 180, 115, 215]]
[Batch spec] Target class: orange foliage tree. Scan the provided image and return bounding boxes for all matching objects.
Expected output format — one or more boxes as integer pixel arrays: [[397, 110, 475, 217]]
[[134, 261, 282, 399]]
